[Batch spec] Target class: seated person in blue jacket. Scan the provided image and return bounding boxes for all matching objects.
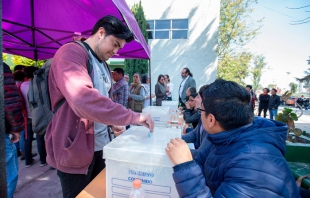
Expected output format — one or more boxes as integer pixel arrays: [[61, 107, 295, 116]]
[[166, 79, 300, 198]]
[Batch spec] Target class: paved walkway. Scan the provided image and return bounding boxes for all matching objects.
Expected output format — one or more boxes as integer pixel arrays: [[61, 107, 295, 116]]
[[13, 105, 310, 197]]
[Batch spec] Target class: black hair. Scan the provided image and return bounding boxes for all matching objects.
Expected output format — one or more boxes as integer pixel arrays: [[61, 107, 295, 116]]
[[201, 79, 254, 131], [23, 66, 38, 79], [141, 74, 148, 84], [14, 65, 26, 72], [246, 85, 252, 90], [272, 88, 277, 93], [157, 74, 165, 83], [183, 67, 193, 77], [190, 93, 198, 98], [113, 68, 124, 76], [91, 15, 134, 43], [164, 74, 170, 82], [188, 87, 197, 95], [263, 88, 270, 93], [13, 71, 25, 82]]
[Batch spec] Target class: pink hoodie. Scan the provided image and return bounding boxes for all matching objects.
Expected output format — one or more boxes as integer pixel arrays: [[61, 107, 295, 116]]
[[46, 43, 140, 174]]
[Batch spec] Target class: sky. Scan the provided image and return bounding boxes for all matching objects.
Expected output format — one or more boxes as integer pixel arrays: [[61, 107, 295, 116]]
[[243, 0, 310, 92]]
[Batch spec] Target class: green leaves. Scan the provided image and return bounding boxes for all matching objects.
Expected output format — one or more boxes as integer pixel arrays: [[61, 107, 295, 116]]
[[217, 0, 263, 84], [124, 1, 149, 82], [276, 107, 302, 138], [289, 82, 298, 94], [252, 55, 267, 91]]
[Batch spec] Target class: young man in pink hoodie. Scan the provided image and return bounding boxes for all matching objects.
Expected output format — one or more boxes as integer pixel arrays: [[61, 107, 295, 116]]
[[46, 15, 154, 198]]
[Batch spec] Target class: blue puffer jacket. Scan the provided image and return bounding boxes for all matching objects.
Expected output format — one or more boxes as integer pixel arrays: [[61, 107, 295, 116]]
[[173, 117, 300, 198]]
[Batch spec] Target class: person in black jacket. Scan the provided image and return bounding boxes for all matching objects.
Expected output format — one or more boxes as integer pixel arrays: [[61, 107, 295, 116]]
[[268, 88, 281, 120], [183, 93, 200, 128], [258, 88, 270, 118]]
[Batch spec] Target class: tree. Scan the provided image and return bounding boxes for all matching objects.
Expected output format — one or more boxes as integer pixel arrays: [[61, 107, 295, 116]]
[[296, 56, 310, 83], [251, 55, 267, 91], [289, 82, 298, 94], [217, 0, 263, 84], [268, 84, 276, 89], [11, 55, 45, 68], [2, 53, 8, 62], [217, 52, 252, 85], [124, 1, 148, 83]]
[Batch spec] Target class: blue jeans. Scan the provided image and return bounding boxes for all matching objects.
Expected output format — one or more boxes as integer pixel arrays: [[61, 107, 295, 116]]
[[14, 130, 25, 152], [269, 109, 278, 120], [5, 134, 19, 198]]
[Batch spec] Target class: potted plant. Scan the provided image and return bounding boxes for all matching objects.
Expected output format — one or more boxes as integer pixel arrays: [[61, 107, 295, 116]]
[[276, 108, 303, 141]]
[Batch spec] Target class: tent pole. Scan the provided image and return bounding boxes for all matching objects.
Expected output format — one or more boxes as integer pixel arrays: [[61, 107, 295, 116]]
[[149, 59, 152, 106]]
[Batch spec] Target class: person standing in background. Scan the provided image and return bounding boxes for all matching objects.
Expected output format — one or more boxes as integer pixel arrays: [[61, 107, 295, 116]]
[[155, 74, 169, 106], [258, 88, 270, 118], [4, 62, 23, 198], [141, 74, 155, 108], [179, 68, 196, 108], [20, 66, 45, 168], [124, 73, 130, 85], [268, 88, 281, 120], [245, 85, 257, 112], [164, 74, 173, 101], [128, 73, 146, 112], [112, 68, 128, 107]]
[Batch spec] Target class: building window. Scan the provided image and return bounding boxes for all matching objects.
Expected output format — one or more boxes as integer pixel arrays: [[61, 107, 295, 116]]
[[147, 19, 188, 40]]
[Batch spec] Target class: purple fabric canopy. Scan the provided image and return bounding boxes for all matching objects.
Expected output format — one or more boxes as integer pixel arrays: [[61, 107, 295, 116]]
[[2, 0, 150, 60]]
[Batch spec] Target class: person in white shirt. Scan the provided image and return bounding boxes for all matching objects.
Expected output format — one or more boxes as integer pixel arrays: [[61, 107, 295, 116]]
[[164, 74, 173, 101]]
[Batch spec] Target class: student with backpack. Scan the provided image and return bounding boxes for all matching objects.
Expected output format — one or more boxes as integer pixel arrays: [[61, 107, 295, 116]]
[[20, 66, 46, 167], [46, 15, 154, 198]]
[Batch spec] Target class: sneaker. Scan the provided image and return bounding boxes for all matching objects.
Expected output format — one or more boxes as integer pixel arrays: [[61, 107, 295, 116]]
[[25, 159, 34, 168], [40, 162, 48, 167]]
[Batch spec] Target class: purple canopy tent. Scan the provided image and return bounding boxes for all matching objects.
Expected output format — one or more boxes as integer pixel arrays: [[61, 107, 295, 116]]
[[2, 0, 150, 60]]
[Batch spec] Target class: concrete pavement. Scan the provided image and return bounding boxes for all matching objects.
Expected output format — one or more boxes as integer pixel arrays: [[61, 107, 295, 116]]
[[13, 105, 310, 197]]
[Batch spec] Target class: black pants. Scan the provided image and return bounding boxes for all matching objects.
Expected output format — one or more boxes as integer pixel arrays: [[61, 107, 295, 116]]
[[179, 97, 185, 108], [57, 151, 106, 198], [25, 118, 47, 165], [258, 105, 268, 118]]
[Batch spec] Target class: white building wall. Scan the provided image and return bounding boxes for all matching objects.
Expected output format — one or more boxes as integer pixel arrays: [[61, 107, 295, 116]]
[[126, 0, 219, 100]]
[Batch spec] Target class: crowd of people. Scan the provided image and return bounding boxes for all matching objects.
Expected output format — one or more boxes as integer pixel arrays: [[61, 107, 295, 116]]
[[3, 15, 308, 198], [245, 85, 309, 120]]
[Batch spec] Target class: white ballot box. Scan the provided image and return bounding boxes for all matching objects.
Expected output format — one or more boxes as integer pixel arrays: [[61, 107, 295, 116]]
[[103, 126, 181, 198], [162, 101, 179, 111], [142, 106, 170, 127]]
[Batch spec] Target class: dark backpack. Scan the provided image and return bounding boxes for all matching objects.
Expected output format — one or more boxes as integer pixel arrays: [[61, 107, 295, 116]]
[[28, 41, 93, 135]]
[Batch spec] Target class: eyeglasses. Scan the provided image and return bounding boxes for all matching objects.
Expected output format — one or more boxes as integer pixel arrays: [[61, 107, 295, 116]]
[[197, 107, 206, 114]]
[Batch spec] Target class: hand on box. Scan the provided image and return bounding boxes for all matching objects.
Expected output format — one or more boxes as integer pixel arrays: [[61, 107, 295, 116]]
[[139, 112, 154, 132], [112, 125, 125, 137], [166, 138, 192, 165]]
